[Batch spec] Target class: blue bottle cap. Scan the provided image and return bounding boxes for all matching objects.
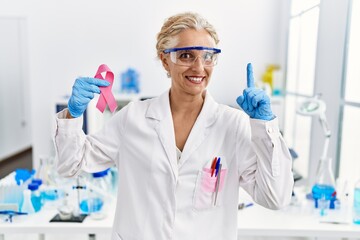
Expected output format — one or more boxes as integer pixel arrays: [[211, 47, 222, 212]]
[[32, 178, 43, 186], [28, 182, 39, 191], [92, 169, 109, 178]]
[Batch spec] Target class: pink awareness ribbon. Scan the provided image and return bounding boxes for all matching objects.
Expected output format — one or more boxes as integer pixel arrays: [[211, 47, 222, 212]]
[[95, 64, 118, 113]]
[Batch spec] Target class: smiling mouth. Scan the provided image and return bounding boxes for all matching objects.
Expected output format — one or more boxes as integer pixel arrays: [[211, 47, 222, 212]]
[[186, 76, 204, 84]]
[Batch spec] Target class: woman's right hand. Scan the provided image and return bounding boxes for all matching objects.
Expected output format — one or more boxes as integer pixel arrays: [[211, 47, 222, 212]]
[[67, 77, 110, 118]]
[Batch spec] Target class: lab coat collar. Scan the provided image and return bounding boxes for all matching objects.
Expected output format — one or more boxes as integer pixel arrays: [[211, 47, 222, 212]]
[[145, 90, 171, 121], [146, 90, 178, 179], [145, 89, 219, 178]]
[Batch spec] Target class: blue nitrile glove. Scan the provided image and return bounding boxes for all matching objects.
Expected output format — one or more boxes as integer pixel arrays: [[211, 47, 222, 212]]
[[68, 77, 110, 118], [236, 63, 275, 121]]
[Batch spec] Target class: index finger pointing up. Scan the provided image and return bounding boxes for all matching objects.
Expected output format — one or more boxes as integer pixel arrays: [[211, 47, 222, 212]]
[[247, 63, 255, 88]]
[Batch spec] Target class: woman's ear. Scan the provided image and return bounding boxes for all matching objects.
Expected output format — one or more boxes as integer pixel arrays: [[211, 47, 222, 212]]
[[160, 52, 170, 72]]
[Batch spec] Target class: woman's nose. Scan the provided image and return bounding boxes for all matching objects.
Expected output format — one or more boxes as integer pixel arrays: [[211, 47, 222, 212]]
[[191, 56, 205, 71]]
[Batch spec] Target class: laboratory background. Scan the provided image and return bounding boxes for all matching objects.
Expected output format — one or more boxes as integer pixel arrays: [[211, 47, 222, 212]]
[[1, 0, 360, 239]]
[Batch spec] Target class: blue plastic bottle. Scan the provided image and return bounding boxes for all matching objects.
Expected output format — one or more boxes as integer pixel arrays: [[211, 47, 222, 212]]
[[28, 183, 42, 212], [353, 179, 360, 224]]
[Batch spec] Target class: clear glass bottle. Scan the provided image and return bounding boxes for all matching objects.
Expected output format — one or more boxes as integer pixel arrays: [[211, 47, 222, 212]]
[[88, 170, 109, 220], [21, 189, 35, 214], [353, 179, 360, 224], [312, 157, 337, 209], [79, 170, 109, 220]]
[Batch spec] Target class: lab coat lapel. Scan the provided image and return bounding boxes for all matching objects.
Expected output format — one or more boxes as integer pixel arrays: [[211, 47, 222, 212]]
[[178, 91, 219, 168], [145, 90, 178, 180]]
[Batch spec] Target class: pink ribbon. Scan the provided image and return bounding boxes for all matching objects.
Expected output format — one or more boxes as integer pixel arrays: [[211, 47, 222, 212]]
[[95, 64, 118, 113]]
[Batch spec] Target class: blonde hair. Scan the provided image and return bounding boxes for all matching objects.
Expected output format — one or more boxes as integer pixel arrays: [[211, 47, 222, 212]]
[[156, 12, 219, 59]]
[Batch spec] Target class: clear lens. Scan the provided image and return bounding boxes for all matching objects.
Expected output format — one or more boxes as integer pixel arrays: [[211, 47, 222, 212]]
[[169, 49, 219, 67]]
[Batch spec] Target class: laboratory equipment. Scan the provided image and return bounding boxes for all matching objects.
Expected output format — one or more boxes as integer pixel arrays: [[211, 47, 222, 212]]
[[31, 178, 42, 186], [311, 157, 336, 209], [21, 189, 35, 214], [28, 183, 42, 212], [49, 190, 87, 223], [15, 169, 34, 185], [297, 94, 336, 209], [297, 94, 331, 163], [334, 178, 351, 222], [0, 171, 28, 210], [353, 178, 360, 224], [79, 195, 103, 214], [36, 155, 58, 186], [35, 155, 66, 202], [0, 210, 27, 223], [109, 167, 118, 195], [73, 175, 87, 217], [77, 170, 113, 219], [318, 195, 330, 216], [57, 193, 74, 220], [87, 170, 110, 220], [121, 68, 140, 93], [261, 64, 283, 96]]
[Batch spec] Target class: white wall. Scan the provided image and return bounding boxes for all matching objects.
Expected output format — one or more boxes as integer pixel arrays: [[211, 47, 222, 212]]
[[0, 17, 31, 160], [0, 0, 287, 168]]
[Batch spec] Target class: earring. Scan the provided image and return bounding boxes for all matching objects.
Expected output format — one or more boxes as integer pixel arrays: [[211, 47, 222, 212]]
[[166, 72, 171, 78]]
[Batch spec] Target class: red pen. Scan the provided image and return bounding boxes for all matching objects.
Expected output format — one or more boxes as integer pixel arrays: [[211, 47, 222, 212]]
[[211, 157, 217, 177]]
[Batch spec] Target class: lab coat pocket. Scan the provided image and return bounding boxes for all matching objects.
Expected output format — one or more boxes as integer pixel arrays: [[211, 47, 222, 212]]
[[193, 167, 227, 211]]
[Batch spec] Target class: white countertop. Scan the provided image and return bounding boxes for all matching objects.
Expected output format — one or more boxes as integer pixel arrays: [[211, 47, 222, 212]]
[[2, 188, 360, 238]]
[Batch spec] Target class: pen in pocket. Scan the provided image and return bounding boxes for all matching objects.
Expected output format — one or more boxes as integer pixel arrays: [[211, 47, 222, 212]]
[[210, 157, 217, 177], [214, 163, 222, 206]]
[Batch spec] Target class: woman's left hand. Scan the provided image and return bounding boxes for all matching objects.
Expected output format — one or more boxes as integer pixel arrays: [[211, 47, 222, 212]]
[[236, 63, 275, 121]]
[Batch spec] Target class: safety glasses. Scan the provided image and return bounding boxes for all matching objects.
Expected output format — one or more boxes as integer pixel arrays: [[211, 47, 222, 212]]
[[163, 46, 221, 67]]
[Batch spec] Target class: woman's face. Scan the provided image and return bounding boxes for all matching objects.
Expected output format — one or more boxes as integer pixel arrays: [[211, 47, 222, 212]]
[[160, 28, 217, 98]]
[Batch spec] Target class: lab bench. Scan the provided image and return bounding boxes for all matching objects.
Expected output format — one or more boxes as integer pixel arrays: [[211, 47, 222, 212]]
[[0, 203, 114, 240], [237, 201, 360, 239], [1, 189, 360, 240]]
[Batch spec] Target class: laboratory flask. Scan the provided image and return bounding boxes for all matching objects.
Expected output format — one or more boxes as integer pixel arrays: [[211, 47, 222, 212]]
[[21, 189, 35, 214], [312, 157, 336, 209], [353, 178, 360, 224]]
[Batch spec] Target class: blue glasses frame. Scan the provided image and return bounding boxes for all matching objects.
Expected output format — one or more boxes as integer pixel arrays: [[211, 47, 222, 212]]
[[163, 46, 221, 54]]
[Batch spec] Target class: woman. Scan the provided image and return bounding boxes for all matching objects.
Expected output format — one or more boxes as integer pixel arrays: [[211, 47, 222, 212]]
[[55, 12, 293, 240]]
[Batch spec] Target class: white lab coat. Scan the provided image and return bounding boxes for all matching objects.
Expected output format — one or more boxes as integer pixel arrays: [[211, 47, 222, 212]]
[[54, 90, 293, 240]]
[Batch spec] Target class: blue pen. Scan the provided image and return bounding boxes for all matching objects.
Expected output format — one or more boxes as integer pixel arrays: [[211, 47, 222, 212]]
[[215, 157, 221, 177], [214, 163, 222, 206]]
